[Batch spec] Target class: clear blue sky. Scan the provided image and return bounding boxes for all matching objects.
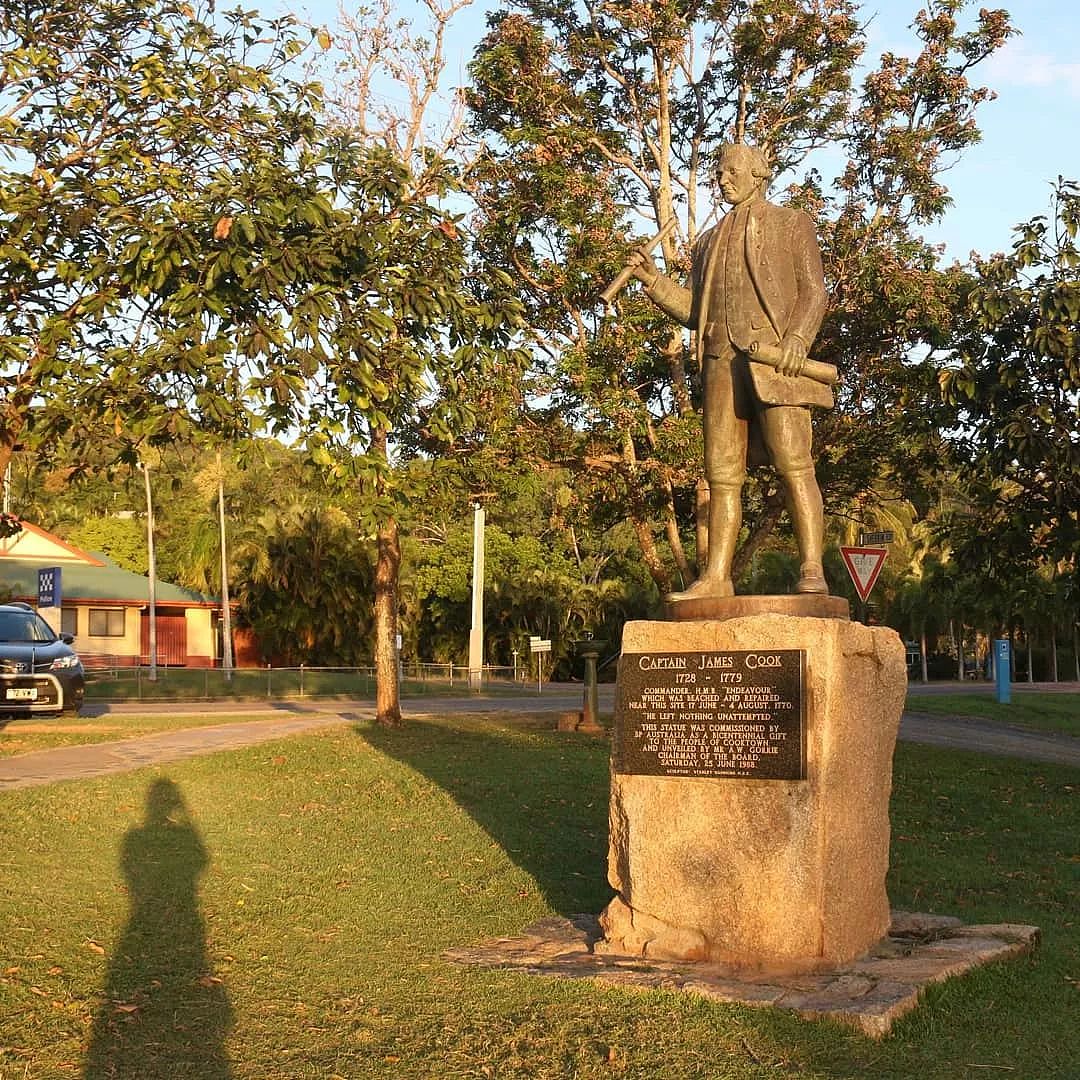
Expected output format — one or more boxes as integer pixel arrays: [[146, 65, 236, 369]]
[[279, 0, 1080, 263]]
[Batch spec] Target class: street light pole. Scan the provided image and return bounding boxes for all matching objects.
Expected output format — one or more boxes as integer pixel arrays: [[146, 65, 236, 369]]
[[140, 460, 158, 681], [216, 450, 234, 681]]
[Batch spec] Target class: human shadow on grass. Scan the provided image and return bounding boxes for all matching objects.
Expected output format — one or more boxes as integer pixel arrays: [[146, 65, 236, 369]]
[[358, 719, 612, 916], [84, 778, 232, 1080]]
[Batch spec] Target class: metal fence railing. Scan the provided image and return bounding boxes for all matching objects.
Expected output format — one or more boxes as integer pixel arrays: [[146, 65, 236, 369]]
[[80, 661, 537, 703]]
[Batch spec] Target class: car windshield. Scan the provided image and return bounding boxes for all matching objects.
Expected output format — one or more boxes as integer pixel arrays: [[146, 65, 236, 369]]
[[0, 610, 57, 643]]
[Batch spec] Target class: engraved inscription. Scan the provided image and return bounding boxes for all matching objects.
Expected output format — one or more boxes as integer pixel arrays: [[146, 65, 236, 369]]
[[614, 650, 806, 780]]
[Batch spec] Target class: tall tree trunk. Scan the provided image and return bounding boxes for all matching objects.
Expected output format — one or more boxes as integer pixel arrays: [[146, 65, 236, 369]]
[[373, 515, 402, 727], [629, 512, 672, 595], [371, 426, 401, 727], [730, 487, 786, 583], [952, 617, 964, 681], [1050, 618, 1059, 682], [662, 328, 692, 417], [1027, 619, 1034, 683], [920, 622, 929, 684], [662, 497, 691, 589], [621, 430, 673, 595]]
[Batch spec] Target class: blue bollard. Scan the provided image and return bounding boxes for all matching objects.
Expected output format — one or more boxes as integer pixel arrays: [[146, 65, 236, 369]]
[[994, 639, 1011, 704]]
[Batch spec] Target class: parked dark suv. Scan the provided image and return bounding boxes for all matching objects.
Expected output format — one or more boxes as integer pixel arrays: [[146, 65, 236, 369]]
[[0, 602, 85, 718]]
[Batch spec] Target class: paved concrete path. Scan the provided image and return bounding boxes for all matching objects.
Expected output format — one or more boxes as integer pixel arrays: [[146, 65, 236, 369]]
[[1, 691, 1077, 791], [0, 710, 369, 790], [0, 693, 585, 791], [901, 711, 1080, 767]]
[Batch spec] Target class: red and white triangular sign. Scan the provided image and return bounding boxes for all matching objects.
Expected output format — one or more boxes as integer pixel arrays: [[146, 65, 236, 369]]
[[840, 546, 887, 602]]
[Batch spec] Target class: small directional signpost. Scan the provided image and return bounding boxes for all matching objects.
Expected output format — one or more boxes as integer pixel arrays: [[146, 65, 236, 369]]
[[529, 635, 552, 694], [859, 530, 894, 547]]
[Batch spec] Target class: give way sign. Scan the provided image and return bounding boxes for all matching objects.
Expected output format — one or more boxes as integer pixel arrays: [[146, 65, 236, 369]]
[[840, 546, 888, 602]]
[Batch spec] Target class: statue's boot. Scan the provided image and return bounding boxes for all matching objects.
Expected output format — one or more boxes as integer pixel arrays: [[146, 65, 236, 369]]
[[795, 564, 827, 594], [785, 469, 828, 595], [666, 575, 735, 602], [666, 482, 740, 601]]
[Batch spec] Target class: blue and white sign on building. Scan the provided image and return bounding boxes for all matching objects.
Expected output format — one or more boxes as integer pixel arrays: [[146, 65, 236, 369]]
[[38, 566, 62, 608]]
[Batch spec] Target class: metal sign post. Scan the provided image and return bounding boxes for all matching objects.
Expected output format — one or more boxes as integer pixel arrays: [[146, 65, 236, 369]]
[[529, 636, 552, 694]]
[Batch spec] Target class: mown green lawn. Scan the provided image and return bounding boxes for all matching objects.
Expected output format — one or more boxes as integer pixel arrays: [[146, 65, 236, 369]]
[[1, 715, 1076, 1079], [905, 692, 1080, 738]]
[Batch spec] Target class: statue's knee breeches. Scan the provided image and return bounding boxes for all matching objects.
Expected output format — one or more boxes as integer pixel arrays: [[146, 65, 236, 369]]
[[705, 460, 747, 488], [761, 405, 814, 476]]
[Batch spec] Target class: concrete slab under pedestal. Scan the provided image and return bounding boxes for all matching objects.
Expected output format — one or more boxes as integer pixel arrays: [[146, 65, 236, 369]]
[[444, 912, 1040, 1039]]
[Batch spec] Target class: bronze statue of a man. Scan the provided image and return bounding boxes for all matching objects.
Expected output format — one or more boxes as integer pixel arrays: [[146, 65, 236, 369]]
[[630, 143, 831, 599]]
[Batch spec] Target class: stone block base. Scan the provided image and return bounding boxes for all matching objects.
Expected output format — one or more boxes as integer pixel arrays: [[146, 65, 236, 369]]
[[605, 615, 906, 973]]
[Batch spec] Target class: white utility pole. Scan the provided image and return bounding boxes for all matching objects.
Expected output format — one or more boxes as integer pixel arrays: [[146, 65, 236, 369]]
[[468, 501, 485, 691], [216, 450, 234, 680]]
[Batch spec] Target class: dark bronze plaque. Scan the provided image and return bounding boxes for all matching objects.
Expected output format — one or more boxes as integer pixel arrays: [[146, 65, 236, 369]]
[[613, 650, 806, 780]]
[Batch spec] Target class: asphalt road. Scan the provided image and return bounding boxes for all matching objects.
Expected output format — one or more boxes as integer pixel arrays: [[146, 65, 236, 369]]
[[1, 684, 1077, 791]]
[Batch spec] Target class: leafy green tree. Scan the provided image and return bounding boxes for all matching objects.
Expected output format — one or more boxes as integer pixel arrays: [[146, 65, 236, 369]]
[[466, 0, 1012, 591], [0, 0, 323, 474], [232, 504, 375, 666], [889, 553, 954, 681], [406, 517, 638, 671], [260, 0, 531, 725], [933, 183, 1080, 680], [67, 516, 148, 575], [250, 140, 525, 724], [939, 179, 1080, 574], [169, 441, 308, 595], [4, 0, 524, 723]]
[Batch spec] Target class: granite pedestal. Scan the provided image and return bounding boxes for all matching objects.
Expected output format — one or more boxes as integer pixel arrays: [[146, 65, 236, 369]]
[[598, 611, 907, 974]]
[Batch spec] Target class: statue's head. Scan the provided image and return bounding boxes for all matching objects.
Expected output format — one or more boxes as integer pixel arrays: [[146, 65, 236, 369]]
[[714, 143, 771, 206]]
